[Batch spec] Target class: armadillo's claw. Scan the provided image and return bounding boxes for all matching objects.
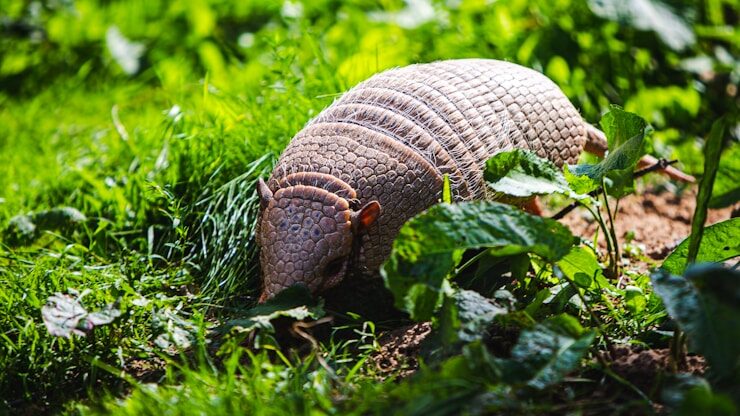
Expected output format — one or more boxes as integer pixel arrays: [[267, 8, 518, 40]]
[[258, 290, 270, 304]]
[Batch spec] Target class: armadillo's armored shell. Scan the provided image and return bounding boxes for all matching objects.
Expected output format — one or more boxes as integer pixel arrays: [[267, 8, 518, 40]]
[[262, 59, 588, 295]]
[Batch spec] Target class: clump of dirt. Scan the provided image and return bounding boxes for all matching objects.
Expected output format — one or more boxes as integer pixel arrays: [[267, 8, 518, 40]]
[[607, 345, 706, 393], [558, 186, 737, 265], [127, 357, 166, 382], [370, 322, 432, 379]]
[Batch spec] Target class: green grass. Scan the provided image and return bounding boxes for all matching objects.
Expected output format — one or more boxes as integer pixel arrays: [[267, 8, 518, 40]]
[[1, 0, 738, 414]]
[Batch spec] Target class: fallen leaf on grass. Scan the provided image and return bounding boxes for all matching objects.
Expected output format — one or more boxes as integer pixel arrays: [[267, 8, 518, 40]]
[[42, 292, 121, 338]]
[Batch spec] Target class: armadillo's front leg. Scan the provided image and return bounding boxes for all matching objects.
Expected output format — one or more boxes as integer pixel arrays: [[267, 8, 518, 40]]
[[521, 197, 544, 216]]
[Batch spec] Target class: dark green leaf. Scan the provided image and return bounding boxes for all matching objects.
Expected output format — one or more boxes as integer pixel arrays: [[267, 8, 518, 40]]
[[650, 264, 740, 383], [5, 214, 36, 243], [661, 374, 713, 409], [545, 282, 579, 313], [662, 374, 737, 416], [381, 201, 576, 320], [524, 288, 552, 317], [484, 149, 583, 199], [4, 206, 87, 245], [709, 143, 740, 209], [688, 118, 727, 265], [33, 207, 87, 229], [439, 289, 513, 346], [573, 273, 592, 288], [600, 105, 650, 151], [567, 106, 649, 197], [506, 317, 595, 389], [225, 285, 324, 333], [662, 218, 740, 275], [675, 387, 737, 416]]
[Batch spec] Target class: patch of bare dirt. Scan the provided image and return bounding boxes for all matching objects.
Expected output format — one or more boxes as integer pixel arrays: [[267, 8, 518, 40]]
[[370, 322, 432, 379], [558, 186, 737, 266], [607, 345, 706, 391], [127, 357, 166, 382]]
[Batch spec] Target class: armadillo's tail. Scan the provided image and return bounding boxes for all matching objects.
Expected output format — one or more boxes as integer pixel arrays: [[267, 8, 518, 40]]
[[584, 123, 695, 183]]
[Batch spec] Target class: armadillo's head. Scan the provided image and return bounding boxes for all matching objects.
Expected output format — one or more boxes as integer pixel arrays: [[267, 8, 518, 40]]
[[255, 178, 380, 302]]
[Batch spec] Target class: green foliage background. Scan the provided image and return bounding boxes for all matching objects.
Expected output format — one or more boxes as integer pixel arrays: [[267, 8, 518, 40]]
[[0, 0, 738, 413]]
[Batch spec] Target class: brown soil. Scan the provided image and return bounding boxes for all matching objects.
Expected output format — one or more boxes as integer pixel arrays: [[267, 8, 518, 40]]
[[558, 186, 737, 269], [127, 357, 166, 382], [607, 345, 706, 391], [369, 322, 432, 379]]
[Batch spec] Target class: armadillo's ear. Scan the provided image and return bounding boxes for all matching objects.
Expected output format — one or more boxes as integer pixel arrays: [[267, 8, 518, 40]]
[[257, 178, 273, 210], [352, 201, 381, 233]]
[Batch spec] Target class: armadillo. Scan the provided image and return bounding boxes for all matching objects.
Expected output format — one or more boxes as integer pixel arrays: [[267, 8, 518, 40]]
[[255, 58, 684, 301]]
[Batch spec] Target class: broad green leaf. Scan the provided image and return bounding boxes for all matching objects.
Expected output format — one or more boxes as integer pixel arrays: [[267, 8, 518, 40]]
[[381, 201, 576, 320], [5, 206, 87, 245], [567, 106, 650, 197], [225, 286, 324, 333], [662, 218, 740, 275], [557, 246, 608, 290], [688, 119, 727, 265], [564, 165, 599, 194], [417, 317, 595, 399], [661, 374, 713, 409], [33, 207, 87, 229], [404, 283, 448, 322], [484, 149, 584, 199], [505, 316, 596, 389], [600, 105, 650, 151], [709, 143, 740, 209], [662, 374, 737, 416], [674, 386, 737, 416], [5, 214, 36, 243], [651, 264, 740, 383], [624, 285, 647, 314], [439, 289, 513, 346]]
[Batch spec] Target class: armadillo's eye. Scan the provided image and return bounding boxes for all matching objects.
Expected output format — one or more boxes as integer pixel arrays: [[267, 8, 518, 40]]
[[323, 257, 346, 278]]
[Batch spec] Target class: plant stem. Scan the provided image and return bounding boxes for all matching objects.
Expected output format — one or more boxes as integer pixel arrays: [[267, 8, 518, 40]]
[[454, 249, 490, 276], [592, 203, 616, 278], [601, 181, 620, 278]]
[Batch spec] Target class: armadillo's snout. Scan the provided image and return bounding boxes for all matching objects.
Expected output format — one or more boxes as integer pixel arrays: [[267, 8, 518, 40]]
[[255, 182, 356, 301]]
